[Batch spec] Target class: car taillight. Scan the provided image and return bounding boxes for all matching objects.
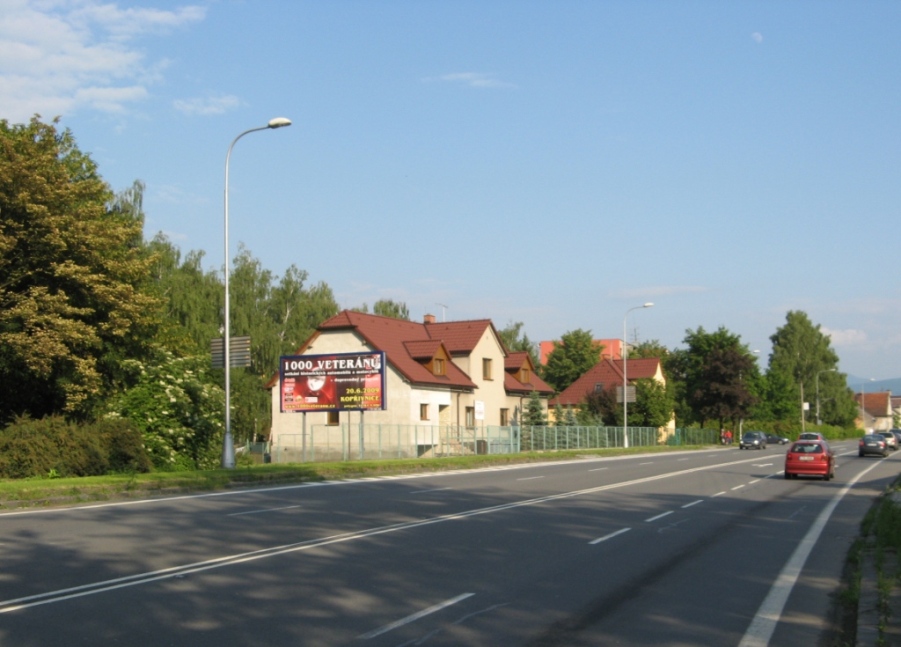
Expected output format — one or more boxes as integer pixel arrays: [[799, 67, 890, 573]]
[[859, 440, 864, 446]]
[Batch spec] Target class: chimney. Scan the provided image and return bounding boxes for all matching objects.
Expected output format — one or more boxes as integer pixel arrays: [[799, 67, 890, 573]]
[[424, 313, 436, 324]]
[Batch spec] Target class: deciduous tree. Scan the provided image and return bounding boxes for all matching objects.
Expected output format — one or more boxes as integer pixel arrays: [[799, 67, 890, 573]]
[[0, 117, 161, 423], [542, 329, 601, 392]]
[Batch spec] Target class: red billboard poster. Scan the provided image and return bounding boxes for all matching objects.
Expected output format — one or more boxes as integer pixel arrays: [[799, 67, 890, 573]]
[[280, 351, 387, 413]]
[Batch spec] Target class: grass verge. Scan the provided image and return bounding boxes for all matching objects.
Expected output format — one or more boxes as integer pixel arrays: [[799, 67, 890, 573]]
[[0, 444, 709, 510]]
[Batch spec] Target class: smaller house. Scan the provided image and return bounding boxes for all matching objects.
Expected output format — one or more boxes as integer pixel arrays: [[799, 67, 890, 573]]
[[549, 357, 674, 436], [856, 391, 894, 431]]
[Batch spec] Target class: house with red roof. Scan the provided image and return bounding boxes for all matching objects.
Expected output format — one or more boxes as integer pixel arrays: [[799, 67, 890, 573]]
[[267, 311, 554, 456], [548, 357, 674, 435], [856, 390, 893, 431]]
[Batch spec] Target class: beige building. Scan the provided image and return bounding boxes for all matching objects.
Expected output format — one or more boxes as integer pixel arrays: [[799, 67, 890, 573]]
[[267, 311, 554, 459]]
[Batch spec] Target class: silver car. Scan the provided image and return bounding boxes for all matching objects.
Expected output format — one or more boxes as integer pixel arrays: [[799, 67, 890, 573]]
[[876, 431, 898, 451]]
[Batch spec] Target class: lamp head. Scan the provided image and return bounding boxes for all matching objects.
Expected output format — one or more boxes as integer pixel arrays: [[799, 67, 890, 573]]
[[268, 117, 292, 129], [643, 302, 654, 308]]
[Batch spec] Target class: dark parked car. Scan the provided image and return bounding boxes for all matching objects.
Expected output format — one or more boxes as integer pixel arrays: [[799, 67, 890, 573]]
[[766, 433, 790, 445], [859, 434, 888, 457], [785, 440, 835, 480], [739, 431, 767, 450]]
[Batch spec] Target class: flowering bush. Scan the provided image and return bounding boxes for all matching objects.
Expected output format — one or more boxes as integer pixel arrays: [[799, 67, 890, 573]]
[[107, 353, 224, 470]]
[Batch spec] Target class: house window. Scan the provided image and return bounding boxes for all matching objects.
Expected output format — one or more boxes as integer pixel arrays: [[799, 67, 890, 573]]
[[327, 411, 339, 426], [465, 406, 475, 428], [433, 357, 445, 376], [521, 368, 530, 383], [420, 403, 429, 421], [594, 382, 605, 393], [500, 408, 509, 426], [483, 358, 492, 380]]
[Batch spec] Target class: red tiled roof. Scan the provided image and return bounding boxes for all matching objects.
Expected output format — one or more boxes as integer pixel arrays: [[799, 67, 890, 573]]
[[857, 391, 892, 417], [419, 320, 496, 355], [611, 358, 660, 380], [403, 339, 445, 360], [312, 311, 477, 389], [504, 351, 554, 395], [550, 357, 663, 407]]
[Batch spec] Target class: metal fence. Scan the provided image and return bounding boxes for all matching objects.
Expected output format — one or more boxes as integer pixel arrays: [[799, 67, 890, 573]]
[[269, 424, 721, 464], [520, 425, 663, 451], [270, 424, 520, 464], [666, 427, 720, 446]]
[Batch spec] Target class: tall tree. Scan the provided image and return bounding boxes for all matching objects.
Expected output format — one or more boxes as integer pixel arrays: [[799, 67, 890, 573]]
[[353, 299, 410, 320], [372, 299, 409, 320], [631, 379, 675, 428], [0, 117, 161, 423], [767, 310, 856, 427], [497, 320, 540, 367], [542, 329, 601, 392], [670, 326, 760, 428]]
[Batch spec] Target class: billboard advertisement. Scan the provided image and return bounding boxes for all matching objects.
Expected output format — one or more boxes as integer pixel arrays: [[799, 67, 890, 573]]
[[280, 351, 386, 413]]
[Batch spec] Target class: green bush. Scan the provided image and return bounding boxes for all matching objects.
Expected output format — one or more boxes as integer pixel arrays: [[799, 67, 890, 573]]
[[89, 418, 153, 474], [0, 416, 152, 479]]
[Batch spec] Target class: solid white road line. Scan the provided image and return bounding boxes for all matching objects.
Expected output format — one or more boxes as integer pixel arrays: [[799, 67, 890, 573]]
[[645, 511, 674, 523], [738, 460, 884, 647], [589, 528, 631, 545], [358, 593, 475, 639]]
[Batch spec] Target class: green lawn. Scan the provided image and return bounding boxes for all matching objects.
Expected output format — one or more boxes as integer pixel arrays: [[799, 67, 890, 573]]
[[0, 444, 710, 510]]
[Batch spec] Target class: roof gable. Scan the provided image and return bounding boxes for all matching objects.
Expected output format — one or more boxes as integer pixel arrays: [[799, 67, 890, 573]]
[[504, 351, 554, 395], [550, 357, 664, 407]]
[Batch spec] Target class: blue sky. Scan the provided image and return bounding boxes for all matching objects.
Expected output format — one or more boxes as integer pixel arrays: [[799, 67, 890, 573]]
[[2, 0, 900, 382]]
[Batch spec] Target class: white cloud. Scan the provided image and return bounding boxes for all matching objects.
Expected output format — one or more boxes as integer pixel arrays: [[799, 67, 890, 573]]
[[822, 327, 868, 346], [173, 94, 242, 116], [0, 0, 205, 121], [425, 72, 516, 89], [751, 32, 763, 44]]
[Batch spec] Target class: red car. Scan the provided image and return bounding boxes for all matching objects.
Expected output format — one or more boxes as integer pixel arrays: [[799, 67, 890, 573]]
[[784, 440, 835, 481]]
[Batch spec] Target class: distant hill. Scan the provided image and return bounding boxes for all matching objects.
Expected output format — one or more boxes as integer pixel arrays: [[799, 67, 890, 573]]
[[846, 375, 901, 395]]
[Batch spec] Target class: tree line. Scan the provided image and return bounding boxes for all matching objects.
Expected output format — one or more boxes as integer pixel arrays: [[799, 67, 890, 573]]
[[0, 116, 860, 476], [510, 314, 858, 433], [0, 117, 417, 473]]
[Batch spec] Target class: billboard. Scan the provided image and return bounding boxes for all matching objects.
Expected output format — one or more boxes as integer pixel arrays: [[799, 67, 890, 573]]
[[280, 351, 386, 413]]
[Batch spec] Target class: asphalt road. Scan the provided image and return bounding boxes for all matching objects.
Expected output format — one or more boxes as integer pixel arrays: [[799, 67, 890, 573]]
[[1, 442, 899, 646]]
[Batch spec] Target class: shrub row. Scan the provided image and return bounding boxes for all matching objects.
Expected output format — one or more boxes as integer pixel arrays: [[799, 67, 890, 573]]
[[0, 416, 152, 479]]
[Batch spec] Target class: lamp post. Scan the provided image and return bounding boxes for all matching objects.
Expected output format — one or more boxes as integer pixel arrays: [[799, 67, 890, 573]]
[[623, 302, 653, 448], [859, 377, 875, 433], [738, 350, 760, 437], [222, 117, 292, 468], [815, 368, 836, 426]]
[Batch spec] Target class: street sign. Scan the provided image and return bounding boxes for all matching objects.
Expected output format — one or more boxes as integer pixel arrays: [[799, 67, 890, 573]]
[[211, 336, 251, 368], [616, 385, 637, 403]]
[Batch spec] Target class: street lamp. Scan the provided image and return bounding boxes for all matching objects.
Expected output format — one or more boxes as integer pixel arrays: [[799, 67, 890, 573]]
[[859, 377, 875, 433], [815, 368, 836, 426], [623, 302, 653, 448], [222, 117, 292, 468]]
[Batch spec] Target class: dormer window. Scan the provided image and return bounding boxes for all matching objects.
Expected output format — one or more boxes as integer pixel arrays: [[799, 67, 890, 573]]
[[433, 357, 446, 376], [521, 367, 530, 384]]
